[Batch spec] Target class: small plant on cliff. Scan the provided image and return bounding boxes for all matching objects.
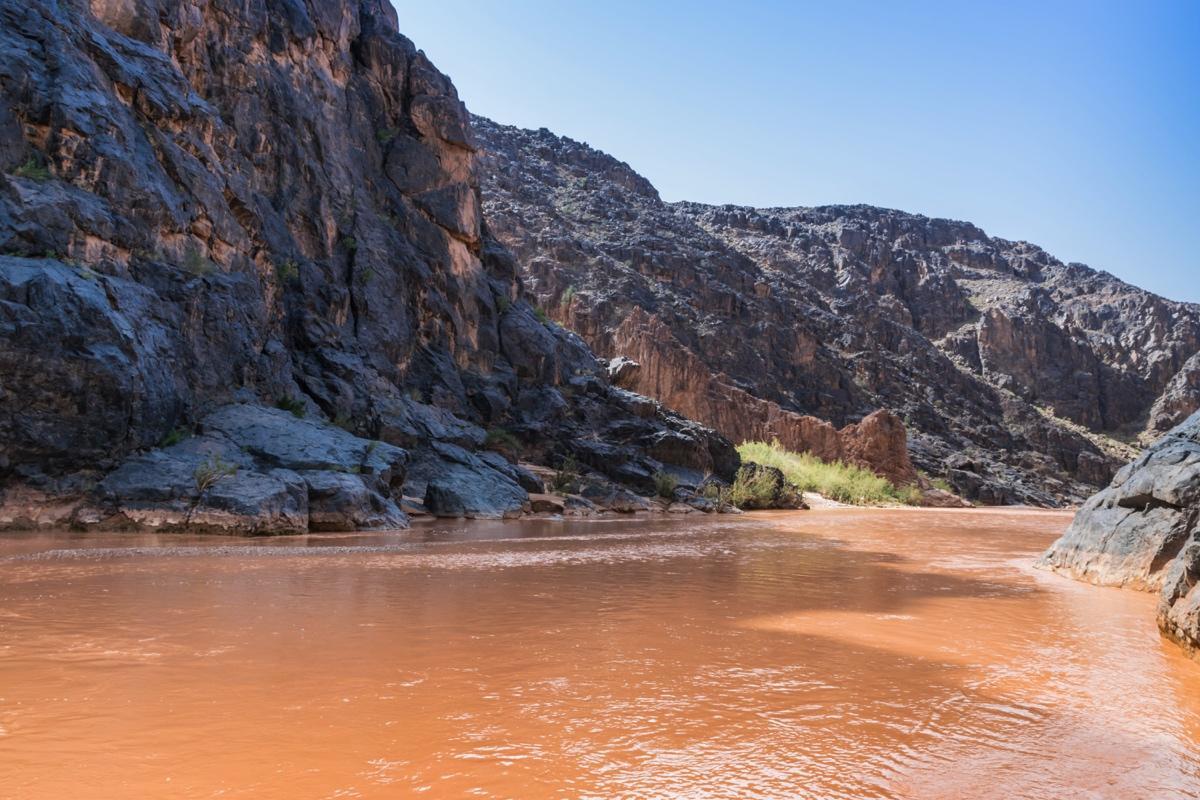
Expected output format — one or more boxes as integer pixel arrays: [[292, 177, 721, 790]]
[[551, 455, 580, 495], [275, 258, 299, 284], [376, 127, 399, 145], [495, 294, 511, 314], [276, 395, 306, 418], [652, 470, 679, 499], [193, 454, 237, 495], [533, 305, 550, 325], [12, 158, 50, 181], [159, 427, 190, 448], [341, 236, 358, 252], [559, 285, 577, 313], [484, 427, 522, 461]]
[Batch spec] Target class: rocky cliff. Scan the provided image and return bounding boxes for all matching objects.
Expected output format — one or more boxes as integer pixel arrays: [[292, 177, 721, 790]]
[[475, 117, 1200, 505], [1039, 412, 1200, 659], [0, 0, 738, 532]]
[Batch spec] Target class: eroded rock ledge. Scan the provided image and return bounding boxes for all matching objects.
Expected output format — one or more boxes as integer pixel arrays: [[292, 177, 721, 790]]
[[1038, 410, 1200, 658]]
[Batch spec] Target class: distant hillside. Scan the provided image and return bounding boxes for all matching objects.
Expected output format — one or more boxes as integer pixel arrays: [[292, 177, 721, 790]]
[[475, 115, 1200, 505]]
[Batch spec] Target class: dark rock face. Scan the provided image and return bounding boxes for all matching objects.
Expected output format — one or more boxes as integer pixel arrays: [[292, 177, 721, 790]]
[[1150, 353, 1200, 436], [0, 0, 736, 531], [1039, 412, 1200, 659], [475, 117, 1200, 505]]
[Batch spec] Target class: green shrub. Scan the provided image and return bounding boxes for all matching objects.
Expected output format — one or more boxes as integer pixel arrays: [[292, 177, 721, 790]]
[[275, 259, 299, 283], [551, 455, 579, 495], [533, 305, 550, 325], [160, 427, 190, 448], [496, 294, 511, 314], [736, 440, 920, 506], [652, 469, 678, 499], [341, 236, 358, 252], [484, 427, 522, 459], [276, 395, 306, 417], [193, 454, 237, 494], [560, 285, 576, 312], [376, 127, 399, 144], [727, 466, 780, 509], [700, 479, 728, 504], [12, 158, 50, 181]]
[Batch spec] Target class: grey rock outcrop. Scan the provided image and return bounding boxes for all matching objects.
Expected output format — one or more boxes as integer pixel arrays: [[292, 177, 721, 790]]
[[0, 0, 738, 531], [1039, 411, 1200, 658]]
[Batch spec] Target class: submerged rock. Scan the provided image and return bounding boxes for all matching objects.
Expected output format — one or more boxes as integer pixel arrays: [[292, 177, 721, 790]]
[[1039, 410, 1200, 658]]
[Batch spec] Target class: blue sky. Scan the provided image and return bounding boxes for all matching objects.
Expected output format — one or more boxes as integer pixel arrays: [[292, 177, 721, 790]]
[[393, 1, 1200, 302]]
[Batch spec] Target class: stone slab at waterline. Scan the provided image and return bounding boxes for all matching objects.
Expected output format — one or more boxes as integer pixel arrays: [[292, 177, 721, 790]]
[[1039, 410, 1200, 658]]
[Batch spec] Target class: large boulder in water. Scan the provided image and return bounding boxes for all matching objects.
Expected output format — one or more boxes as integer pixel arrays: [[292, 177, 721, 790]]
[[1039, 410, 1200, 658]]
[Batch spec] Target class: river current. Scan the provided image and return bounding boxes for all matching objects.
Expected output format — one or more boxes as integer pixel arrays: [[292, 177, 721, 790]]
[[1, 509, 1198, 799]]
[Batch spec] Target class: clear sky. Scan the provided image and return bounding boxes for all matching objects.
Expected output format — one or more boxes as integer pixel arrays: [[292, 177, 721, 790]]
[[392, 0, 1200, 303]]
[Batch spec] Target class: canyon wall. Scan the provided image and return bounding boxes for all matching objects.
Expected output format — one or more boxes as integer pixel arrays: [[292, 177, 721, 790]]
[[0, 0, 736, 531], [475, 117, 1200, 505]]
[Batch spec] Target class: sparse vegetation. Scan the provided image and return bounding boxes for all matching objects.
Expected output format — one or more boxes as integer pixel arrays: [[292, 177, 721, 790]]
[[375, 127, 399, 145], [727, 466, 779, 508], [652, 469, 678, 499], [737, 440, 921, 506], [533, 305, 550, 325], [183, 246, 215, 276], [160, 427, 190, 448], [12, 158, 50, 181], [356, 266, 376, 285], [496, 294, 511, 314], [275, 259, 299, 284], [560, 285, 576, 312], [341, 236, 358, 252], [484, 427, 522, 460], [920, 470, 954, 493], [193, 454, 237, 495], [275, 395, 306, 417], [551, 455, 579, 495]]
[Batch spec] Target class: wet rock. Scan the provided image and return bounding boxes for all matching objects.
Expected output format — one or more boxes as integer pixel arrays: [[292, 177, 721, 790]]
[[1039, 411, 1200, 658], [528, 493, 565, 514], [94, 404, 406, 533]]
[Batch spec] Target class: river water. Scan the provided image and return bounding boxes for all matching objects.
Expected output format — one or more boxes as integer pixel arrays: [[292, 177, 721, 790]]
[[1, 509, 1198, 799]]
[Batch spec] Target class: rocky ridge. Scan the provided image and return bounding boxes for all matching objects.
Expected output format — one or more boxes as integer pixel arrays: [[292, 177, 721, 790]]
[[474, 116, 1200, 505], [1039, 411, 1200, 659], [0, 0, 740, 532]]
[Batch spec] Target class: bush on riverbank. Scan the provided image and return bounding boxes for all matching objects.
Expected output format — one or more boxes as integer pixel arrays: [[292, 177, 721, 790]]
[[737, 441, 920, 505]]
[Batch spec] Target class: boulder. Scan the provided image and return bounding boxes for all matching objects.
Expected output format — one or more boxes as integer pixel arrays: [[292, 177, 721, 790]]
[[1039, 410, 1200, 658]]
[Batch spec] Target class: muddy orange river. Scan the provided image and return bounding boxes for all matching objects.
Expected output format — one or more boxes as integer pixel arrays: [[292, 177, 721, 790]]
[[2, 509, 1199, 799]]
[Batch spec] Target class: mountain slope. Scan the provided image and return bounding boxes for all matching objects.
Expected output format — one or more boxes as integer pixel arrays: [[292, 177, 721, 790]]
[[0, 0, 737, 531], [475, 116, 1200, 505]]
